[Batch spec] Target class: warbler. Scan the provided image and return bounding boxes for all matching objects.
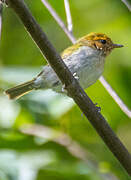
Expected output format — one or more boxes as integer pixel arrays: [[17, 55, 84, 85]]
[[5, 32, 123, 99]]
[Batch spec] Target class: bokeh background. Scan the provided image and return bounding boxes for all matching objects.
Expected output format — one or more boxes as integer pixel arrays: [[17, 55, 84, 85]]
[[0, 0, 131, 179]]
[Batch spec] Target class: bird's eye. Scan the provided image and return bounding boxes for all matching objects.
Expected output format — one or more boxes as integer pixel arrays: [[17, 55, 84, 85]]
[[100, 39, 106, 44]]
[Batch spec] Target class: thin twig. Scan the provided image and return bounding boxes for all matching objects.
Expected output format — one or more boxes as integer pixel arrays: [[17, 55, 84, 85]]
[[7, 0, 131, 175], [41, 0, 76, 43], [64, 0, 73, 33], [0, 3, 3, 40], [41, 0, 131, 118], [20, 124, 91, 162], [121, 0, 131, 11], [99, 76, 131, 118], [20, 124, 119, 180]]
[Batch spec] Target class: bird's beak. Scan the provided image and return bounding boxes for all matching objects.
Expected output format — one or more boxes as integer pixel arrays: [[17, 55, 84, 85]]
[[112, 44, 124, 48]]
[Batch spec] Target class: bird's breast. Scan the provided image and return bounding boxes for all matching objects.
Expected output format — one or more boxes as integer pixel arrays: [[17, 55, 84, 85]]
[[65, 46, 105, 89]]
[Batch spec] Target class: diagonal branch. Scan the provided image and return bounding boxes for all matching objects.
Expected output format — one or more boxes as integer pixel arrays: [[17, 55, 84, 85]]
[[6, 0, 131, 175], [41, 0, 131, 118], [121, 0, 131, 11], [99, 76, 131, 118], [64, 0, 73, 33], [20, 124, 119, 180], [0, 3, 3, 40], [41, 0, 76, 43]]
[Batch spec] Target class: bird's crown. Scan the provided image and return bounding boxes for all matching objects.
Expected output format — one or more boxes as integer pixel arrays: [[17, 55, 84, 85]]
[[78, 32, 123, 55], [62, 32, 123, 58], [78, 32, 111, 42]]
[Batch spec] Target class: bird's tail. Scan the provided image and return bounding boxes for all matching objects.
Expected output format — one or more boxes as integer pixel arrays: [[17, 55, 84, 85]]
[[5, 79, 35, 99]]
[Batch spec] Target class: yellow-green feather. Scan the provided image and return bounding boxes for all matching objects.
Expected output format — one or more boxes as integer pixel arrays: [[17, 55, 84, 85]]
[[61, 42, 83, 59], [61, 32, 112, 59]]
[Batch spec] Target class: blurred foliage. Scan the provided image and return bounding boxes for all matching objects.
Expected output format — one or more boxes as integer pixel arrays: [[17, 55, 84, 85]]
[[0, 0, 131, 180]]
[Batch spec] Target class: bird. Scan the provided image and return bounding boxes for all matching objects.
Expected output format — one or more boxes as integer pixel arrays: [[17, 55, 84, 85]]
[[5, 32, 123, 100]]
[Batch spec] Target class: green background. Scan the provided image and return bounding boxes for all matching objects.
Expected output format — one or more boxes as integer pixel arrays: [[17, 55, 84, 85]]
[[0, 0, 131, 179]]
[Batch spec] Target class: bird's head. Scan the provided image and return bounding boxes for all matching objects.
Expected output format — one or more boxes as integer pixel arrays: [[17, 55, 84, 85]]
[[78, 32, 123, 56]]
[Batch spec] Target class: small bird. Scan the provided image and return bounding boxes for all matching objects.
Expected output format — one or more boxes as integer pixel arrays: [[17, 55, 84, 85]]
[[5, 32, 123, 99]]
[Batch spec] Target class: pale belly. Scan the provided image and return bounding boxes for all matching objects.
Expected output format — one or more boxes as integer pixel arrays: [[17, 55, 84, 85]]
[[51, 55, 104, 92], [64, 47, 105, 90], [34, 46, 105, 92], [77, 60, 104, 89]]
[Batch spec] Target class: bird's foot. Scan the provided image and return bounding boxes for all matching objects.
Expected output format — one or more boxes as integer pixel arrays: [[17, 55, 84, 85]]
[[62, 84, 67, 93], [73, 72, 79, 80], [0, 0, 8, 6], [94, 103, 101, 113]]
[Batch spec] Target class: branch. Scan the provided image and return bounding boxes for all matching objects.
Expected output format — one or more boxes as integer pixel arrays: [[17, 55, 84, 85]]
[[64, 0, 73, 33], [41, 0, 131, 119], [20, 124, 119, 180], [6, 0, 131, 175], [99, 76, 131, 118], [121, 0, 131, 11], [41, 0, 76, 43], [0, 3, 3, 40], [20, 124, 93, 163]]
